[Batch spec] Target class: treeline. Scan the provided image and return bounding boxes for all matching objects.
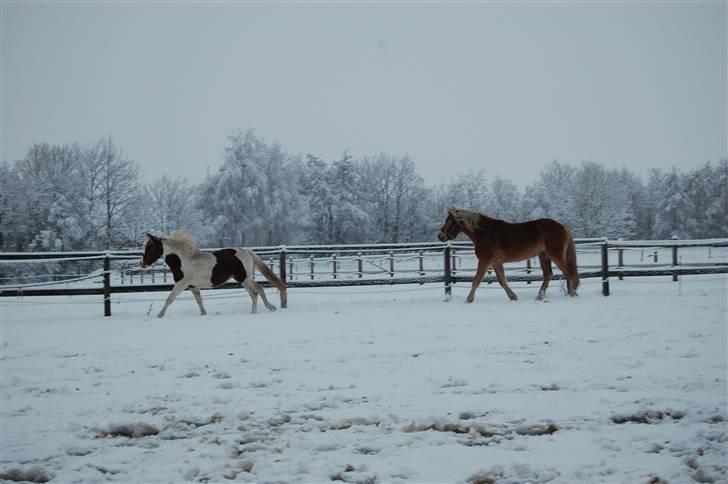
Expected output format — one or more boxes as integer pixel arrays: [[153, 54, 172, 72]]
[[1, 129, 726, 251]]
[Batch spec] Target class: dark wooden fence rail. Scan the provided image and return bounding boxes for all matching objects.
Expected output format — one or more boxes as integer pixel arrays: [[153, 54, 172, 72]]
[[1, 239, 726, 316]]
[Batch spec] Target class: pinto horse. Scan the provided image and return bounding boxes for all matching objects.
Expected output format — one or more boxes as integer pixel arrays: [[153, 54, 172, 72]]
[[140, 232, 287, 318], [437, 208, 579, 303]]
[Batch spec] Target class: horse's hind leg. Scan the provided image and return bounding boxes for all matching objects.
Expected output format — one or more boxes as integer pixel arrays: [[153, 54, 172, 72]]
[[242, 278, 276, 313], [536, 253, 552, 301], [550, 254, 575, 297], [191, 287, 207, 316], [255, 281, 277, 311], [493, 263, 518, 301]]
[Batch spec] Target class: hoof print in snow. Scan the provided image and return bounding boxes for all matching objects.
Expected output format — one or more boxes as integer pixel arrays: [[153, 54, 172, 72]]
[[356, 446, 381, 455], [646, 477, 669, 484], [267, 414, 292, 427], [610, 409, 686, 424], [540, 383, 560, 391], [330, 464, 375, 483], [223, 460, 254, 480], [329, 417, 380, 430], [0, 466, 51, 483], [95, 422, 160, 438], [467, 464, 559, 484], [515, 423, 558, 436]]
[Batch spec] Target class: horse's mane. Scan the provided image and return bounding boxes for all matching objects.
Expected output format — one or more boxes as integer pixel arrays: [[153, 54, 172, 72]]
[[450, 208, 490, 233], [162, 231, 200, 256]]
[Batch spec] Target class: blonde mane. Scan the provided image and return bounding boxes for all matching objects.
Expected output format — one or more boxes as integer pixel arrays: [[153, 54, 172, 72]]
[[449, 208, 482, 233], [162, 231, 200, 256]]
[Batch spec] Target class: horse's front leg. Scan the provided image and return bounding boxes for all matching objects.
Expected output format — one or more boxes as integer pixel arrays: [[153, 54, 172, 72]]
[[466, 258, 491, 303], [493, 263, 518, 301], [157, 280, 189, 318], [191, 287, 207, 316]]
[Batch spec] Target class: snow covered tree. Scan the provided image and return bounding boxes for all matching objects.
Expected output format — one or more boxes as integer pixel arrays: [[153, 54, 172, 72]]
[[570, 162, 635, 238], [143, 176, 204, 236], [197, 130, 305, 246], [94, 137, 142, 248], [441, 169, 490, 212], [652, 168, 689, 239], [359, 154, 429, 243], [705, 158, 728, 237], [489, 176, 522, 221]]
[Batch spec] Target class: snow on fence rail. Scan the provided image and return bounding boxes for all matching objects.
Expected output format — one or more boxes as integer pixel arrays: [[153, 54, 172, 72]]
[[1, 238, 726, 316]]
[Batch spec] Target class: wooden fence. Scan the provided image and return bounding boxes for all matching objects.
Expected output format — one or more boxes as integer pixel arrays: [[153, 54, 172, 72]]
[[1, 238, 726, 316]]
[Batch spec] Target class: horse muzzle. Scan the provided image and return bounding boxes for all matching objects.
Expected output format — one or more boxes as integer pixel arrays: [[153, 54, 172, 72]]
[[437, 232, 448, 242]]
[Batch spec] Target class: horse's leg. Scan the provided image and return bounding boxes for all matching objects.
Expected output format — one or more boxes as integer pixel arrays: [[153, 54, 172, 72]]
[[466, 257, 491, 303], [242, 279, 258, 313], [536, 253, 553, 301], [550, 254, 574, 296], [157, 280, 188, 318], [254, 280, 277, 311], [191, 287, 207, 316], [493, 263, 518, 301]]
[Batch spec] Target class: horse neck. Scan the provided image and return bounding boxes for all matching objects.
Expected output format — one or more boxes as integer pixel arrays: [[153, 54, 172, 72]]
[[162, 241, 196, 261], [461, 214, 498, 242]]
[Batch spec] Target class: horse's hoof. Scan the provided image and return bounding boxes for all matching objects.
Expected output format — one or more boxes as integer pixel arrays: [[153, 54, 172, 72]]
[[268, 306, 277, 312], [157, 313, 164, 318]]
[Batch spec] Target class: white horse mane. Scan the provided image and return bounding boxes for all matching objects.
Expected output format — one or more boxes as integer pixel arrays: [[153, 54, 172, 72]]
[[162, 231, 200, 256]]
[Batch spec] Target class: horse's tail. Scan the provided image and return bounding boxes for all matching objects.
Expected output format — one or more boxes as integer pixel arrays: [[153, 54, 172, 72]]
[[250, 251, 288, 307], [565, 228, 580, 291]]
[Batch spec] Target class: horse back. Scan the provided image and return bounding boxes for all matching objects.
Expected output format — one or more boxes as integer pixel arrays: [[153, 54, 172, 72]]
[[475, 218, 569, 262]]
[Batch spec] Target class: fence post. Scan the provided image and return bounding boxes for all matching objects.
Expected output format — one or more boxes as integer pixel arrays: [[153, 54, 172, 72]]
[[526, 258, 532, 284], [389, 251, 395, 277], [444, 243, 452, 299], [332, 254, 337, 279], [451, 248, 457, 277], [357, 252, 363, 278], [601, 239, 610, 296], [103, 252, 111, 317], [278, 247, 287, 308], [671, 235, 678, 282], [419, 251, 424, 276], [310, 254, 315, 280], [618, 238, 624, 281]]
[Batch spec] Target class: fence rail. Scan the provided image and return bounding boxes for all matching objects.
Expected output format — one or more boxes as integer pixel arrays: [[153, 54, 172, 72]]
[[1, 238, 726, 316]]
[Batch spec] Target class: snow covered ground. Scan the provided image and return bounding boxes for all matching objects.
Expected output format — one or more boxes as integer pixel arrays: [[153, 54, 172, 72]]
[[1, 275, 726, 483]]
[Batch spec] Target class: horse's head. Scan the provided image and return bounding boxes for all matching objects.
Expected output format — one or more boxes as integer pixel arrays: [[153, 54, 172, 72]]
[[437, 208, 464, 242], [140, 233, 163, 268]]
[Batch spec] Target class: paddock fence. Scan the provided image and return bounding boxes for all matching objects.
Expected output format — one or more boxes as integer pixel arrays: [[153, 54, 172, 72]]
[[1, 238, 726, 316]]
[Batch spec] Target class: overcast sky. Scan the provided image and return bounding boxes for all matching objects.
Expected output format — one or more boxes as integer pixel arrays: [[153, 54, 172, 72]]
[[2, 1, 725, 187]]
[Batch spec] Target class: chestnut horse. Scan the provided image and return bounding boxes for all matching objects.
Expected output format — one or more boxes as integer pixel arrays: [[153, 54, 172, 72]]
[[140, 232, 287, 318], [437, 208, 579, 303]]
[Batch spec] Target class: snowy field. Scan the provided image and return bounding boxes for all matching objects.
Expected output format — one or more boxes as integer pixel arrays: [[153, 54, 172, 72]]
[[1, 276, 726, 483]]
